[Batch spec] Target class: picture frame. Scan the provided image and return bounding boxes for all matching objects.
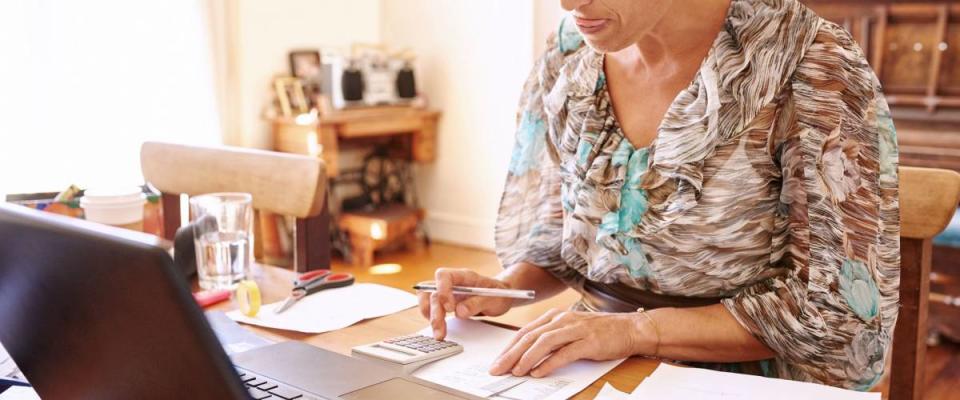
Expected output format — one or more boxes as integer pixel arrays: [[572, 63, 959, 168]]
[[273, 77, 309, 118], [289, 50, 323, 107], [288, 50, 322, 81]]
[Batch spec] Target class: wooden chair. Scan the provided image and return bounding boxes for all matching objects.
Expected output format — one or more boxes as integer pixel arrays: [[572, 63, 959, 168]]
[[140, 141, 330, 272], [890, 166, 960, 400]]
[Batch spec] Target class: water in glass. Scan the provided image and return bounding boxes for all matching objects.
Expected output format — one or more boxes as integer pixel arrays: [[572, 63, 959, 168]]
[[197, 231, 249, 290]]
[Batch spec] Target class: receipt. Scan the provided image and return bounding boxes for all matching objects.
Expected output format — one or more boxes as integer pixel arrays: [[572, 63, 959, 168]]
[[494, 377, 573, 400], [416, 363, 527, 398]]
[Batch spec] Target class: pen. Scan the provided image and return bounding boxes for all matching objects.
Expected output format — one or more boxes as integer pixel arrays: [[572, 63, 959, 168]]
[[412, 284, 535, 300]]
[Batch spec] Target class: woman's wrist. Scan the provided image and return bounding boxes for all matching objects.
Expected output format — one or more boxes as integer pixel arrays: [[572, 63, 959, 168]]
[[629, 308, 664, 357]]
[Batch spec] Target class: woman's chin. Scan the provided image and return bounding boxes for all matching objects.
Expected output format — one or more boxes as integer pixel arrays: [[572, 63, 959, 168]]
[[582, 36, 626, 53]]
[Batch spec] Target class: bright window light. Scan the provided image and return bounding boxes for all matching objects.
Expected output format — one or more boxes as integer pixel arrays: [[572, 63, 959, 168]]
[[0, 0, 221, 197]]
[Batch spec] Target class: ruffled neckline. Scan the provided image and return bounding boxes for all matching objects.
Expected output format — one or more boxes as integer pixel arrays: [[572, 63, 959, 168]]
[[545, 0, 822, 235]]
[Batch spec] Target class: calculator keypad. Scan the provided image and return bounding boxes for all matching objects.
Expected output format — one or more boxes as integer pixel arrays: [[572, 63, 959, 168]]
[[383, 335, 459, 353]]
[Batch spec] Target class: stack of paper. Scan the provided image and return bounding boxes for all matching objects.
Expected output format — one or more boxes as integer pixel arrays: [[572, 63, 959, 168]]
[[595, 363, 880, 400], [413, 318, 624, 400], [227, 283, 418, 333]]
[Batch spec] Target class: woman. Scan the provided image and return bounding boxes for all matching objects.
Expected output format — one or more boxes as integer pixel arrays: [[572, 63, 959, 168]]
[[419, 0, 899, 390]]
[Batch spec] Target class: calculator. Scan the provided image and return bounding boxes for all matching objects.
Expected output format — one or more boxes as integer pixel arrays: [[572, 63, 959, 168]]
[[351, 334, 464, 373]]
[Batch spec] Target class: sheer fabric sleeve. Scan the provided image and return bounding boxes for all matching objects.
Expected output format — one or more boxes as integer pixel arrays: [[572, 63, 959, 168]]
[[494, 33, 582, 287], [721, 22, 900, 390]]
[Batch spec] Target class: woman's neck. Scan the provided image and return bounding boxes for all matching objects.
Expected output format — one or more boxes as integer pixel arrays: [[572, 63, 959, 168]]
[[606, 0, 731, 79]]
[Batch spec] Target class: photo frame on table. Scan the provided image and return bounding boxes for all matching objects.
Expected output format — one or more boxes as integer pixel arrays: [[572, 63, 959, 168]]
[[273, 77, 309, 118], [288, 50, 322, 80], [289, 50, 323, 107]]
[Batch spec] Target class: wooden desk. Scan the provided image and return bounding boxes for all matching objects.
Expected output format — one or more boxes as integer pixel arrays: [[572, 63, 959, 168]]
[[273, 106, 441, 177], [211, 262, 660, 399]]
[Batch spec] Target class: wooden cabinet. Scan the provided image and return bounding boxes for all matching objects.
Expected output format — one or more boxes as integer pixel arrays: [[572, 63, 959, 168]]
[[804, 1, 960, 174], [273, 106, 441, 177], [804, 1, 960, 113]]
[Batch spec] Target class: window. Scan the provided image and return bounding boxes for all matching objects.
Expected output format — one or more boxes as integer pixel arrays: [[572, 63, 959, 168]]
[[0, 0, 221, 196]]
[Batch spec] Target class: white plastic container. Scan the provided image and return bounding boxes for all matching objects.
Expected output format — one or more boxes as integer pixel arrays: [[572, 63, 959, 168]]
[[79, 187, 146, 229]]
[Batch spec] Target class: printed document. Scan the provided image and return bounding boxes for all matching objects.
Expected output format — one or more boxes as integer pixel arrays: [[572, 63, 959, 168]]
[[412, 318, 623, 400]]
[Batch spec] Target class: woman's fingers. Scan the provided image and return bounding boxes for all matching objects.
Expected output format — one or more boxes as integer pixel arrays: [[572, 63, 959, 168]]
[[434, 269, 456, 310], [497, 309, 562, 358], [490, 312, 636, 378], [417, 283, 432, 319], [511, 327, 580, 376], [434, 268, 479, 310], [530, 340, 589, 378], [454, 296, 485, 318], [423, 268, 516, 339], [455, 295, 512, 319], [490, 310, 566, 375], [430, 292, 447, 340]]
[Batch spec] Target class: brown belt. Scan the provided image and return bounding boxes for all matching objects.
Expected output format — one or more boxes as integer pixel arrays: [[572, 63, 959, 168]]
[[579, 280, 724, 313]]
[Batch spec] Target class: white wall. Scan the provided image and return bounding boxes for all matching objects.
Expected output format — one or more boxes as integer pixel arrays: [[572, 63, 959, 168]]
[[380, 1, 535, 249], [534, 0, 567, 58], [233, 1, 565, 250], [236, 0, 381, 149]]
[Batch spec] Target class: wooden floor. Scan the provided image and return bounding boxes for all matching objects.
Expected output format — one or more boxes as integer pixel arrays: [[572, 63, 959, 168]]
[[337, 242, 960, 400], [919, 340, 960, 400]]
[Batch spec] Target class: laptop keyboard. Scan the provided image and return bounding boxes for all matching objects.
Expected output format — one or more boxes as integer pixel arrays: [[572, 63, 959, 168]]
[[237, 368, 319, 400]]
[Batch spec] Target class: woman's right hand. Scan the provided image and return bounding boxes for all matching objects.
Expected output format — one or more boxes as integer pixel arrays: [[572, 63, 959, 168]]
[[419, 268, 515, 340]]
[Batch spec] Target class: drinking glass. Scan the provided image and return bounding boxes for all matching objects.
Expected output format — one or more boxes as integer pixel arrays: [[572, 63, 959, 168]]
[[189, 193, 253, 290]]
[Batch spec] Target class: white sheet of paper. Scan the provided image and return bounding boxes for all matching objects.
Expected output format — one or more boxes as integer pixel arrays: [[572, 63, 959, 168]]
[[227, 283, 418, 334], [0, 343, 15, 379], [0, 386, 40, 400], [633, 364, 881, 400], [592, 383, 632, 400], [413, 318, 624, 400]]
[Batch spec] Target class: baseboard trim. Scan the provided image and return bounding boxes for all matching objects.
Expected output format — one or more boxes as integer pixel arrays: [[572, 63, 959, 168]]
[[423, 211, 495, 250]]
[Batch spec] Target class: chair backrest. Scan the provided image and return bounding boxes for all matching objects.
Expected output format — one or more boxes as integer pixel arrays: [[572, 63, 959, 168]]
[[890, 166, 960, 400], [140, 141, 330, 272]]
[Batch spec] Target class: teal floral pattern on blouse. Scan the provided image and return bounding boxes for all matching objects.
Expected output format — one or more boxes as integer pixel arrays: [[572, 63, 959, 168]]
[[877, 96, 899, 184], [557, 17, 584, 54], [620, 238, 651, 278], [839, 258, 881, 322], [576, 134, 595, 168], [595, 141, 652, 278], [508, 111, 547, 176], [847, 329, 887, 391], [615, 146, 649, 233]]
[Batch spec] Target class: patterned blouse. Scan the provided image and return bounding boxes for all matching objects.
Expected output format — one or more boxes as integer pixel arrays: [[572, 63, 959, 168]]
[[495, 0, 900, 390]]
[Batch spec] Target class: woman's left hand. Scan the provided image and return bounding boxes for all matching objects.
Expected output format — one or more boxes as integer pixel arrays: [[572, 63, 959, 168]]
[[489, 309, 650, 378]]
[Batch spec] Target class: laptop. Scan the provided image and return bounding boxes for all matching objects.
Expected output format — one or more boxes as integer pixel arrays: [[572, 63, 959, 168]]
[[0, 203, 479, 399]]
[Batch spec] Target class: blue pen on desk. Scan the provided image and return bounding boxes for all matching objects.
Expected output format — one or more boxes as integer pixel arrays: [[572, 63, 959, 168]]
[[412, 284, 535, 300]]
